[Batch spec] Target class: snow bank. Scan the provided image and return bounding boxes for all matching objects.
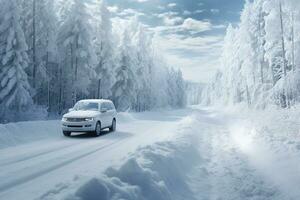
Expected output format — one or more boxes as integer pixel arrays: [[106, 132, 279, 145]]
[[0, 120, 61, 149], [62, 118, 200, 200], [213, 106, 300, 199], [116, 112, 136, 123], [245, 107, 300, 199]]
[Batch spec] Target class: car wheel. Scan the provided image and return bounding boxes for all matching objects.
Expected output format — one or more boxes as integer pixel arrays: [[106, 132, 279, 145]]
[[110, 119, 116, 132], [94, 121, 101, 137], [63, 131, 71, 137]]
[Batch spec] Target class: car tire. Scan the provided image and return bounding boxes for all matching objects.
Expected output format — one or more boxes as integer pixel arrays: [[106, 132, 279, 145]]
[[94, 121, 102, 137], [109, 119, 116, 132], [63, 131, 71, 137]]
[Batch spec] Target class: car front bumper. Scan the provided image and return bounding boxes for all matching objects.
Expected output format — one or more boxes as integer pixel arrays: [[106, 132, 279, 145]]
[[61, 120, 96, 132]]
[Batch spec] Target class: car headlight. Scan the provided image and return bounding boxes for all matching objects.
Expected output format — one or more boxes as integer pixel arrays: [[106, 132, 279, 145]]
[[85, 117, 94, 121], [62, 117, 67, 121]]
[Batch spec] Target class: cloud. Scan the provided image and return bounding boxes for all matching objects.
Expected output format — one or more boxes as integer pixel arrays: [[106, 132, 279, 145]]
[[107, 6, 119, 13], [154, 34, 223, 82], [154, 11, 179, 18], [153, 13, 213, 33], [130, 0, 149, 2], [164, 16, 183, 26], [167, 3, 177, 8], [118, 8, 145, 17], [194, 10, 204, 14], [150, 16, 225, 82], [156, 34, 223, 53], [157, 5, 165, 10], [211, 9, 220, 14], [182, 18, 212, 33], [183, 10, 192, 16], [154, 11, 183, 26], [197, 2, 204, 7], [152, 33, 224, 82], [183, 9, 204, 16]]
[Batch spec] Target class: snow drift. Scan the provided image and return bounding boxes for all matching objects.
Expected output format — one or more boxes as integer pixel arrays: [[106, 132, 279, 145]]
[[45, 117, 201, 200], [0, 120, 61, 149], [65, 136, 198, 200]]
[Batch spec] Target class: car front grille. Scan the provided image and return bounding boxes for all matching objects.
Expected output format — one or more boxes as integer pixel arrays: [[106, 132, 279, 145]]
[[66, 118, 86, 122], [67, 125, 83, 128]]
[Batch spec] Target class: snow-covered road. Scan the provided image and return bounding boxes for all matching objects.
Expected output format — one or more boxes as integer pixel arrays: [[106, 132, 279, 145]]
[[0, 109, 195, 200], [1, 107, 300, 200]]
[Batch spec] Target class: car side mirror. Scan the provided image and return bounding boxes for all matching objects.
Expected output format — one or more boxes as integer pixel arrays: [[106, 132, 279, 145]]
[[69, 108, 74, 112]]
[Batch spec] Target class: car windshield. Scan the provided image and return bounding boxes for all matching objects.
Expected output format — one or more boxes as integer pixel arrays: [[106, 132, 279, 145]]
[[73, 102, 98, 111]]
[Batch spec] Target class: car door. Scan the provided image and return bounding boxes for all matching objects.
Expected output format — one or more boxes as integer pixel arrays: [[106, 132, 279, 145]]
[[106, 102, 114, 125], [100, 102, 110, 128]]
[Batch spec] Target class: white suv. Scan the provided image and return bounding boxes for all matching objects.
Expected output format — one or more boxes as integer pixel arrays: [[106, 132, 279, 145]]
[[61, 99, 117, 137]]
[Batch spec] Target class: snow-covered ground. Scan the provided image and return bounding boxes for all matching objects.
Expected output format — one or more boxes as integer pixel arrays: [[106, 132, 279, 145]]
[[1, 107, 300, 200]]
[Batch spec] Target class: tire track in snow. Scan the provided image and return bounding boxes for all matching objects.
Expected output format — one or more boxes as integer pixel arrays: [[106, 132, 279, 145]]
[[0, 141, 81, 167], [0, 131, 127, 173], [0, 134, 129, 194]]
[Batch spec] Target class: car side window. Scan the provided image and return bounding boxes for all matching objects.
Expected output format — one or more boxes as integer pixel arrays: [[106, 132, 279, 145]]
[[106, 103, 110, 110], [101, 102, 115, 111], [101, 103, 106, 111], [108, 103, 113, 111], [110, 102, 115, 110], [101, 102, 109, 111]]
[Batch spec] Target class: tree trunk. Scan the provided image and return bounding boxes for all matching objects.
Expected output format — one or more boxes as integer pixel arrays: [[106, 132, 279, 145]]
[[32, 0, 37, 102], [291, 12, 295, 106], [260, 61, 264, 84], [279, 2, 289, 108], [258, 10, 264, 84], [46, 50, 51, 112], [74, 35, 79, 104], [70, 43, 75, 105], [291, 12, 295, 72], [97, 79, 101, 99], [279, 2, 287, 77], [58, 64, 63, 114], [246, 83, 251, 107]]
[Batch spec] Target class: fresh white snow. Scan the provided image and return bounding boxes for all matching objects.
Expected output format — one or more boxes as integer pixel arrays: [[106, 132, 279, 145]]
[[1, 107, 300, 200]]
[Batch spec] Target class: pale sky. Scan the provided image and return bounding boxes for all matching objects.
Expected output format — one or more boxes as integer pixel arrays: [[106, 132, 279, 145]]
[[106, 0, 245, 83]]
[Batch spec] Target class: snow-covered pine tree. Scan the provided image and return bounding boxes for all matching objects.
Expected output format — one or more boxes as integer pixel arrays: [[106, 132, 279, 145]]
[[175, 69, 186, 107], [57, 0, 96, 107], [165, 68, 186, 108], [91, 0, 115, 99], [236, 0, 270, 108], [132, 22, 152, 111], [264, 0, 291, 107], [166, 68, 178, 107], [56, 0, 73, 23], [203, 0, 300, 109], [112, 29, 136, 111], [36, 0, 58, 109], [0, 0, 32, 120], [19, 0, 58, 107], [218, 24, 238, 105], [149, 54, 169, 108]]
